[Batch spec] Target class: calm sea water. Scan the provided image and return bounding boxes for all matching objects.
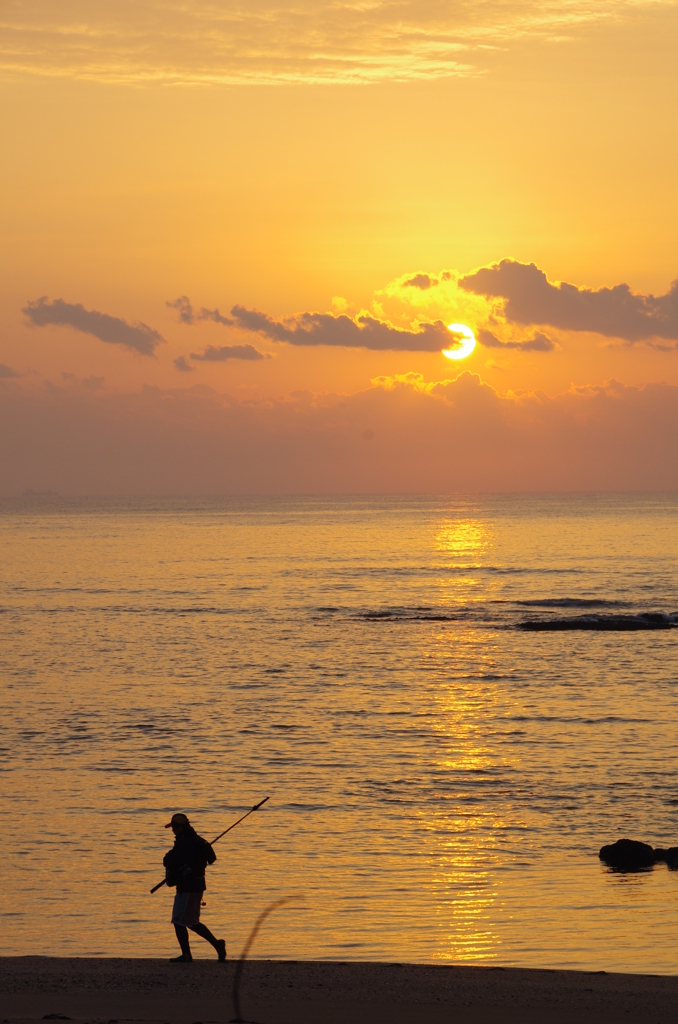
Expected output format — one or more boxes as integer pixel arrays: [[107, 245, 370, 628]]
[[2, 494, 678, 972]]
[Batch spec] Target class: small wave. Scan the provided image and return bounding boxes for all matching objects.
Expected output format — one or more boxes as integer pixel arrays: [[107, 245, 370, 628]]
[[518, 612, 678, 632], [147, 606, 235, 615], [509, 714, 652, 723], [22, 604, 238, 616], [517, 598, 626, 609], [357, 606, 459, 623]]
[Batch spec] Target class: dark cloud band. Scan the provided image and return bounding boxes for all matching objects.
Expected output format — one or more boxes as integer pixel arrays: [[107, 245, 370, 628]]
[[460, 260, 678, 343], [168, 295, 452, 352], [3, 374, 678, 495], [230, 306, 450, 351], [23, 297, 163, 356], [478, 329, 555, 352]]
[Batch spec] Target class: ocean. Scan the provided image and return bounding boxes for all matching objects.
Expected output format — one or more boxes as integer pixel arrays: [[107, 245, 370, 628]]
[[2, 493, 678, 971]]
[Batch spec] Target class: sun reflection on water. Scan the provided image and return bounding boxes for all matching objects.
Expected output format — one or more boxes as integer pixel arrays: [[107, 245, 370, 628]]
[[429, 824, 501, 962], [435, 519, 490, 562], [434, 518, 493, 600], [421, 605, 507, 962]]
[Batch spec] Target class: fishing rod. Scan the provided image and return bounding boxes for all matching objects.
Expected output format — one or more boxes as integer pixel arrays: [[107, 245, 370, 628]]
[[150, 796, 270, 894]]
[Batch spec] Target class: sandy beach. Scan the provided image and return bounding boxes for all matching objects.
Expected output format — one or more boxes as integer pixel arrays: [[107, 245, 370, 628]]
[[3, 957, 678, 1024]]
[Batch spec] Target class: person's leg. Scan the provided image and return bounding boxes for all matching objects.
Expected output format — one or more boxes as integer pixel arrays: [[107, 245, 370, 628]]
[[190, 921, 219, 947], [170, 892, 193, 962], [172, 924, 193, 961], [189, 923, 227, 961]]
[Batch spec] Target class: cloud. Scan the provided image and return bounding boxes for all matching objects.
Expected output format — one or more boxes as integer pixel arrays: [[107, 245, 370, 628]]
[[0, 363, 20, 378], [478, 329, 556, 352], [169, 293, 455, 353], [23, 297, 164, 356], [199, 308, 234, 327], [171, 258, 678, 356], [460, 260, 678, 343], [167, 297, 196, 325], [403, 274, 438, 290], [167, 297, 234, 327], [171, 294, 455, 351], [61, 372, 105, 390], [190, 344, 269, 362], [173, 356, 195, 372], [230, 305, 451, 352], [370, 371, 442, 393], [0, 1, 652, 86], [2, 373, 678, 496]]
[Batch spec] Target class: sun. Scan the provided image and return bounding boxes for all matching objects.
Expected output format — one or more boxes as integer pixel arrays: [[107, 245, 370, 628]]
[[443, 323, 476, 360]]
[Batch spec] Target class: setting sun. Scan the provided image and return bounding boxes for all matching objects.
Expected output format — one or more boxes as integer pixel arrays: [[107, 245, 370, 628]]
[[443, 323, 476, 360]]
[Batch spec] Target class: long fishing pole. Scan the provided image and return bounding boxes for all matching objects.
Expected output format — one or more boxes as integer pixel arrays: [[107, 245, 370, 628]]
[[150, 796, 269, 894], [211, 796, 269, 843]]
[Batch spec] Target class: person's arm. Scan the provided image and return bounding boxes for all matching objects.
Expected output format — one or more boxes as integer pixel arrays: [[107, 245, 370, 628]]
[[163, 849, 179, 887]]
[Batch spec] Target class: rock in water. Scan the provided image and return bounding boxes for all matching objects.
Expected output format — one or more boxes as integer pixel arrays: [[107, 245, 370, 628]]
[[651, 846, 678, 869], [599, 838, 656, 870]]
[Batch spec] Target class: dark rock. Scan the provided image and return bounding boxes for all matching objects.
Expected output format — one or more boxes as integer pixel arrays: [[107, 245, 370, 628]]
[[651, 846, 678, 868], [599, 838, 656, 870]]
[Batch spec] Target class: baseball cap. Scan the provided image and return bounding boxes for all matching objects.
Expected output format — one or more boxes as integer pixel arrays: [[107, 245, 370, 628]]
[[165, 812, 190, 829]]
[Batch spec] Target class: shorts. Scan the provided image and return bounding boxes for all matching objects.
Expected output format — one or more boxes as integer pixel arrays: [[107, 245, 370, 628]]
[[171, 891, 203, 928]]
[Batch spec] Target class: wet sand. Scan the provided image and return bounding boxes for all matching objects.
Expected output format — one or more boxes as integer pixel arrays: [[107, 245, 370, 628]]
[[2, 957, 678, 1024]]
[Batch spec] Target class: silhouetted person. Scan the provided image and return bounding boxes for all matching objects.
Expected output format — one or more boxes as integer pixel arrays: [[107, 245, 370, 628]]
[[163, 812, 226, 962]]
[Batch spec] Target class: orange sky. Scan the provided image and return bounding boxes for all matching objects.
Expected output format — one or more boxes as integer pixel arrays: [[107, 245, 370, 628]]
[[2, 2, 678, 493]]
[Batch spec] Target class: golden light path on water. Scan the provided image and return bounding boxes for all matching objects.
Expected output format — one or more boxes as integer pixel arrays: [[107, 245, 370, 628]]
[[427, 518, 500, 961]]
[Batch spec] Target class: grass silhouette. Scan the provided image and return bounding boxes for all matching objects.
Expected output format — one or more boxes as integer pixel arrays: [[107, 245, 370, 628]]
[[230, 897, 298, 1023]]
